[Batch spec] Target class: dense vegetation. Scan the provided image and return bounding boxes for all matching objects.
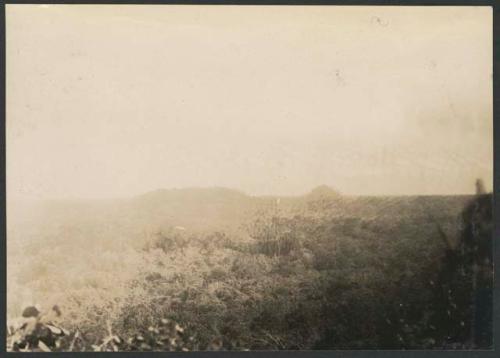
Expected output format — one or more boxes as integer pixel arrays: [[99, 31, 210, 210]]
[[7, 187, 493, 351]]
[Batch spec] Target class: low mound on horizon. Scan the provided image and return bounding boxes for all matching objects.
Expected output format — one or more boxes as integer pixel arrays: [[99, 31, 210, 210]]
[[305, 185, 342, 200]]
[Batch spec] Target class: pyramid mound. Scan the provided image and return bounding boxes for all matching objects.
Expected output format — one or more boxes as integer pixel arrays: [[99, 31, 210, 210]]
[[306, 185, 341, 200]]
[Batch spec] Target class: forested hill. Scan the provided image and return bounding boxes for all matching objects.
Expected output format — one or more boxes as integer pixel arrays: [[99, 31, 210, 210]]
[[8, 186, 473, 242]]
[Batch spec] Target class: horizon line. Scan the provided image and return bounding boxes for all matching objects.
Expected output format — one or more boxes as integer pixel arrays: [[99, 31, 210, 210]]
[[6, 185, 486, 203]]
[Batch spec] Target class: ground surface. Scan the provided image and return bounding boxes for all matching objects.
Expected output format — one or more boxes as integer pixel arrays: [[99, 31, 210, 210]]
[[7, 187, 488, 350]]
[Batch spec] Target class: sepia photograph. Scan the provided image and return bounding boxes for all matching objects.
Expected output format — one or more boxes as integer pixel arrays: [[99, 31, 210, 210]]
[[5, 4, 493, 352]]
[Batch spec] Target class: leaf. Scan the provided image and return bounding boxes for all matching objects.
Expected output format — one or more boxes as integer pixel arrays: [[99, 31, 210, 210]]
[[46, 324, 63, 335], [22, 306, 40, 318], [38, 340, 51, 352], [140, 343, 152, 350]]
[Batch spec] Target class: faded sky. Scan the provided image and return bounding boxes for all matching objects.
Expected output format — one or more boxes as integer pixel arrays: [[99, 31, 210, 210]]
[[6, 5, 493, 199]]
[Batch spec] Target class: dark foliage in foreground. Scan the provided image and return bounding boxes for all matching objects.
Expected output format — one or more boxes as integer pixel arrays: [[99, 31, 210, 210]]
[[7, 305, 198, 352], [7, 190, 493, 351]]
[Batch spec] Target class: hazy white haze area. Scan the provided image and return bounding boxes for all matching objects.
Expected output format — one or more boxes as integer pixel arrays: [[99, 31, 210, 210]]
[[7, 5, 492, 200]]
